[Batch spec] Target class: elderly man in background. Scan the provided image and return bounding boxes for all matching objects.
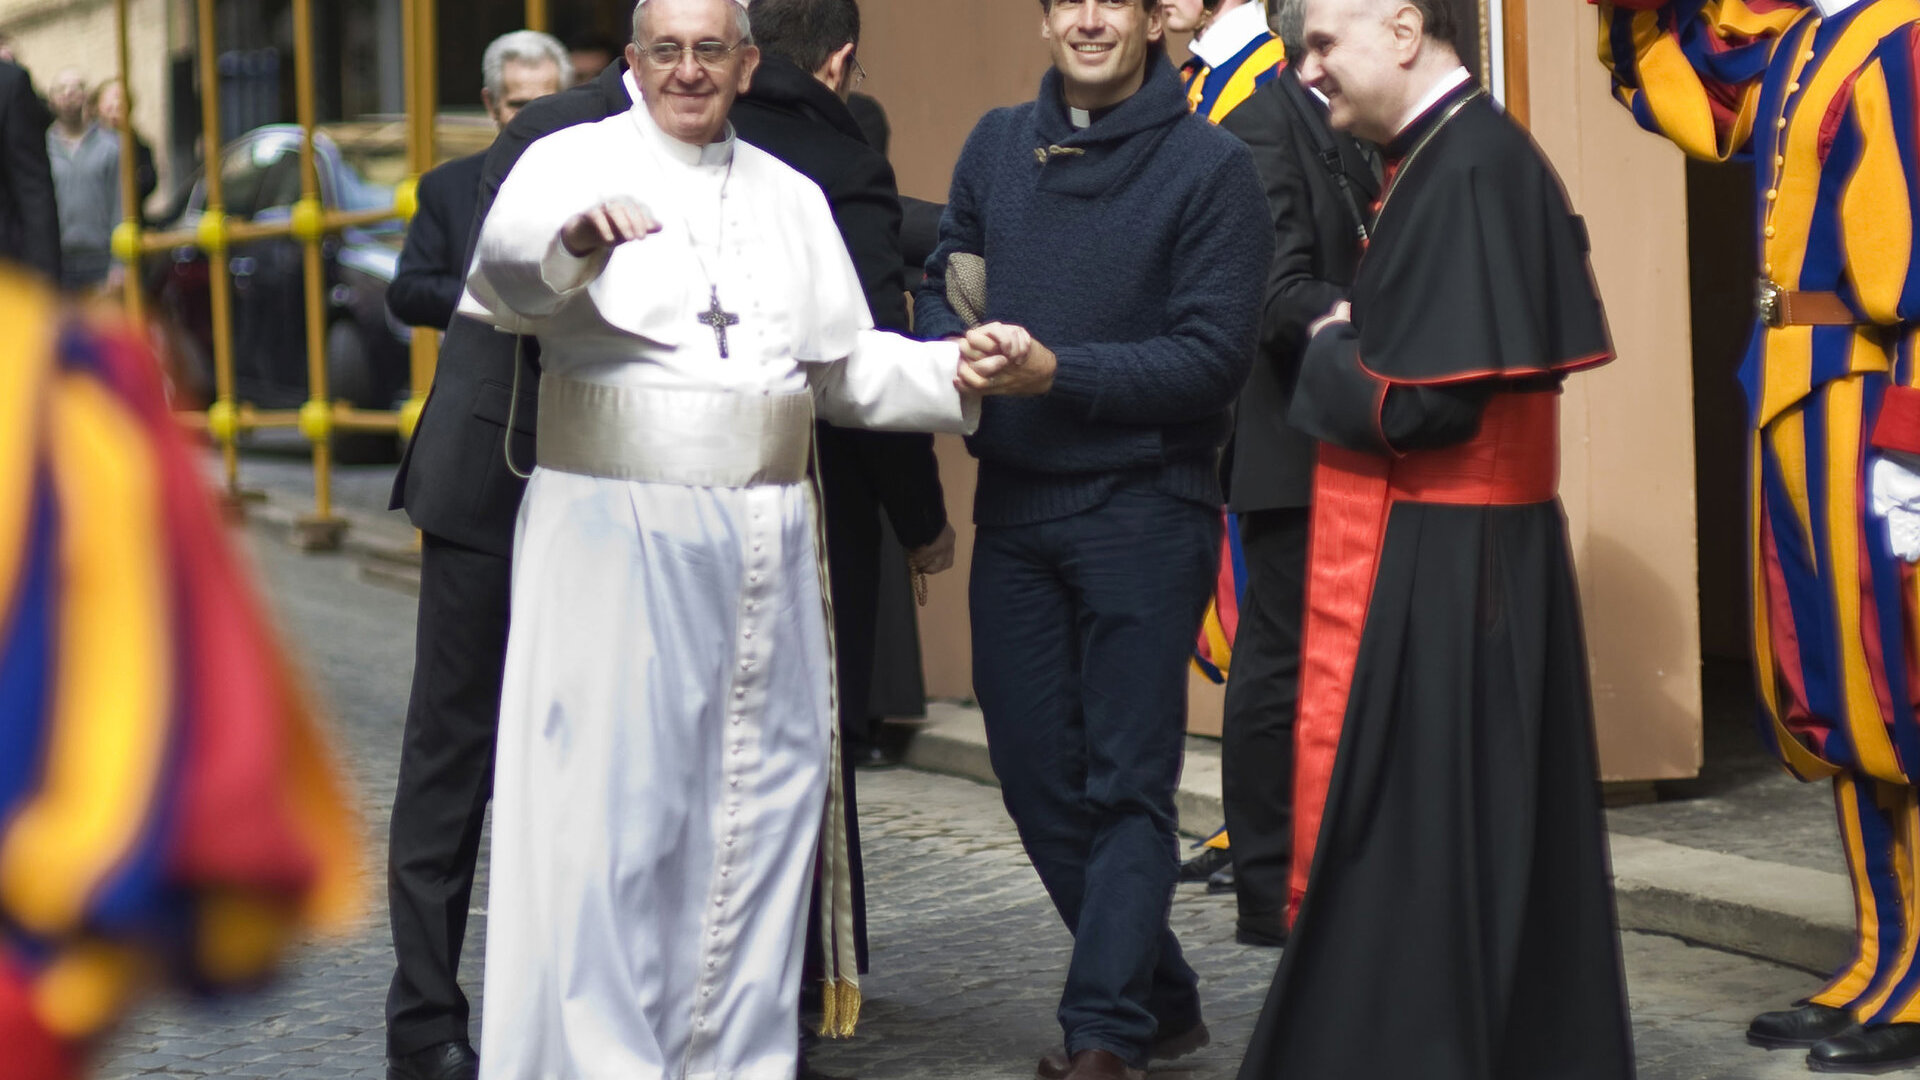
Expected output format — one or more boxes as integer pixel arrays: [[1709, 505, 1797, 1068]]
[[381, 28, 568, 1080], [45, 69, 118, 292], [460, 0, 1000, 1076]]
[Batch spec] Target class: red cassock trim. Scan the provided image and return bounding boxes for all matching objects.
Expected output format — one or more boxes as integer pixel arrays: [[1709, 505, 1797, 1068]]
[[1871, 387, 1920, 457], [1288, 393, 1561, 924]]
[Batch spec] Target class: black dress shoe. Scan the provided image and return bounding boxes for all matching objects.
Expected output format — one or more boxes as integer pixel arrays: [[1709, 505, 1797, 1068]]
[[1809, 1023, 1920, 1073], [1747, 1003, 1856, 1049], [388, 1041, 479, 1080], [1178, 846, 1230, 884]]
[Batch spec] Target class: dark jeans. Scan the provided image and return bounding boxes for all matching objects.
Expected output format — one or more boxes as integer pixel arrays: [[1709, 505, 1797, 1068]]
[[1220, 507, 1308, 931], [386, 533, 510, 1056], [971, 488, 1221, 1066]]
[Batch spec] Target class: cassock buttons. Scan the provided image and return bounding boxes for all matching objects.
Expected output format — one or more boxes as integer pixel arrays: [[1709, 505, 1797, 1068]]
[[734, 688, 745, 699]]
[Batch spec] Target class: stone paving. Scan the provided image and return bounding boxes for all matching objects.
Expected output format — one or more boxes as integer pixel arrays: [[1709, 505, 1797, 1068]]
[[85, 511, 1908, 1079]]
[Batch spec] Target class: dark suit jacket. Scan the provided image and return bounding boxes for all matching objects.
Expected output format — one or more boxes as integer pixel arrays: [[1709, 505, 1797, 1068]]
[[0, 61, 58, 280], [388, 150, 485, 332], [388, 63, 631, 556], [729, 56, 947, 549], [1218, 67, 1377, 512]]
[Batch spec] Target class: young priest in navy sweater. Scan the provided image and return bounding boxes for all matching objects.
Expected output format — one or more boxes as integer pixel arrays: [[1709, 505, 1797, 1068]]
[[917, 2, 1270, 1077]]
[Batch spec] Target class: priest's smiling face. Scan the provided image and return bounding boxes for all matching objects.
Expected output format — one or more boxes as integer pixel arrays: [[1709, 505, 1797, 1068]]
[[1041, 0, 1167, 112], [1298, 0, 1429, 144], [629, 0, 761, 146]]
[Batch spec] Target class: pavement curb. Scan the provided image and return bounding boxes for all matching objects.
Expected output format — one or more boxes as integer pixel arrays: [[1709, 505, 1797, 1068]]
[[898, 705, 1854, 977]]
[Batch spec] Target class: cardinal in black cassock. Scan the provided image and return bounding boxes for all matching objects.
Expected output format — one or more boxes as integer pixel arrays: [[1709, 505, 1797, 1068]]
[[1234, 11, 1635, 1079]]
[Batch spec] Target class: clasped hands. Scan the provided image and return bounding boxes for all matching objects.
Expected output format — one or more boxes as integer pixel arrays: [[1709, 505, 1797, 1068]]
[[952, 322, 1056, 398]]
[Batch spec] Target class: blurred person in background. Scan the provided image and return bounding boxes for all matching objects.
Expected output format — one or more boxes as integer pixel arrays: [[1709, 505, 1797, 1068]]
[[565, 33, 621, 86], [0, 48, 57, 281], [88, 78, 155, 226], [45, 69, 118, 293]]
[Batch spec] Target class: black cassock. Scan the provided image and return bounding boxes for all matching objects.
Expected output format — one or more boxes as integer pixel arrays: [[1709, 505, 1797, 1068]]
[[1236, 79, 1635, 1080]]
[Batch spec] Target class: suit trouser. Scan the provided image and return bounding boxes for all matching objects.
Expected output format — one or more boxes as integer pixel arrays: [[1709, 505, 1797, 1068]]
[[970, 487, 1219, 1066], [386, 532, 511, 1056], [1219, 507, 1308, 928]]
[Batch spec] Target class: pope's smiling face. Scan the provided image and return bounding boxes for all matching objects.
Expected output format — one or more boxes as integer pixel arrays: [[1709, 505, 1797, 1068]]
[[630, 0, 760, 146], [1042, 0, 1166, 112]]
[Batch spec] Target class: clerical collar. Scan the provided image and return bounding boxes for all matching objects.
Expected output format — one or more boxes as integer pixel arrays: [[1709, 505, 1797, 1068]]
[[1191, 2, 1272, 70], [629, 95, 735, 168], [622, 69, 641, 104], [1384, 67, 1474, 160], [1064, 101, 1118, 130]]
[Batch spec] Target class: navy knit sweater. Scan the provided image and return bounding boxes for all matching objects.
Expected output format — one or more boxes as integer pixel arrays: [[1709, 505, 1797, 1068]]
[[915, 49, 1272, 527]]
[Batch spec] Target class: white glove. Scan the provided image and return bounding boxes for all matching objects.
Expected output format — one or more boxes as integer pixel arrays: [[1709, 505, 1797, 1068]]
[[1870, 453, 1920, 563], [1813, 0, 1866, 16]]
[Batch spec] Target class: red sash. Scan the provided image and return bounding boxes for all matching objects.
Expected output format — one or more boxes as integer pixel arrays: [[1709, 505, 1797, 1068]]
[[1288, 391, 1561, 923]]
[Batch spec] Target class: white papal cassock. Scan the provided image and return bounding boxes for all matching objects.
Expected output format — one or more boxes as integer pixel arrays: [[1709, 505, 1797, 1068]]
[[458, 94, 975, 1080]]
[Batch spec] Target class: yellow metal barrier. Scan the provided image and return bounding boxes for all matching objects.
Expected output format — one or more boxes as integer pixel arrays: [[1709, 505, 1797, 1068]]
[[111, 0, 442, 550], [113, 0, 551, 551]]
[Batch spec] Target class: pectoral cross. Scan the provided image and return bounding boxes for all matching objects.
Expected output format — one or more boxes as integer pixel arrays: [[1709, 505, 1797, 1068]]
[[700, 286, 741, 359]]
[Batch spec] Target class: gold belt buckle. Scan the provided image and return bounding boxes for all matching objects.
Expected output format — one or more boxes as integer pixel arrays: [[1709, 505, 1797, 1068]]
[[1756, 278, 1786, 329]]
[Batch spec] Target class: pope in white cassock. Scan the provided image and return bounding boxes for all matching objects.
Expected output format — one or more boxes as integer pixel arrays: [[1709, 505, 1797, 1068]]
[[455, 0, 985, 1076]]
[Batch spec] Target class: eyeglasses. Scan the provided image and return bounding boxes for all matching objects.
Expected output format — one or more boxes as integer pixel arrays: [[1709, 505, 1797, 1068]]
[[640, 39, 742, 69], [851, 57, 867, 89]]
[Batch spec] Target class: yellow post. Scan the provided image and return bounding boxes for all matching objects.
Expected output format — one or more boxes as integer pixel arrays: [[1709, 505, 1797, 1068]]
[[290, 0, 347, 550], [196, 0, 244, 503], [111, 0, 144, 327], [526, 0, 549, 33], [397, 0, 439, 446]]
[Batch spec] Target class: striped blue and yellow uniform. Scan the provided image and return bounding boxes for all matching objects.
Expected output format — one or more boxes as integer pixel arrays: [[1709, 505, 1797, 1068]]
[[1182, 25, 1287, 126], [0, 270, 360, 1073], [1185, 12, 1283, 683], [1603, 0, 1920, 1027]]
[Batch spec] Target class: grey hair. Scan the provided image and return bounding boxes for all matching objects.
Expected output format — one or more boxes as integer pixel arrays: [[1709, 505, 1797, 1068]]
[[632, 0, 755, 46], [1273, 0, 1306, 59], [483, 30, 573, 99]]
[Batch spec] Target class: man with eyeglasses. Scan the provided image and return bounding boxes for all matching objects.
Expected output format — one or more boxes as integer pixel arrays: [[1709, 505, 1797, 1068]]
[[457, 1, 994, 1078]]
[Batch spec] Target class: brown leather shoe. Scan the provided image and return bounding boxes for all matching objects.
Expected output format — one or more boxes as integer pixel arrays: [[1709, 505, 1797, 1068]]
[[1059, 1050, 1145, 1080], [1038, 1020, 1210, 1077]]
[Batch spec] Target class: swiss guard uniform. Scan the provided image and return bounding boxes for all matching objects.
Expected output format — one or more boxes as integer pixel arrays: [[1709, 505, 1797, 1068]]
[[1601, 0, 1920, 1069], [0, 269, 359, 1079], [1180, 1, 1287, 125]]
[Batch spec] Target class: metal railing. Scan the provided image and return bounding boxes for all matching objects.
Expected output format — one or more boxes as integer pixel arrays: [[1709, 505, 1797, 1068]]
[[111, 0, 545, 550]]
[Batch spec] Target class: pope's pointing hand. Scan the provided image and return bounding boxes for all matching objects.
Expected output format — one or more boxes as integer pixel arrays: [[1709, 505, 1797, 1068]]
[[561, 197, 661, 258]]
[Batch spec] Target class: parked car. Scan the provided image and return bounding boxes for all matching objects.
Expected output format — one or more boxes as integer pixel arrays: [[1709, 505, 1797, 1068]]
[[151, 116, 495, 459]]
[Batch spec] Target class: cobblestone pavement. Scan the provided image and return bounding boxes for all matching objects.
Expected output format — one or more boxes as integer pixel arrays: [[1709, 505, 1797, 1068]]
[[90, 531, 1882, 1079]]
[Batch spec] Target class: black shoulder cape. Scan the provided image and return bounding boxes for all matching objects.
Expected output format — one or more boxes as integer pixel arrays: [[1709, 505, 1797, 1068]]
[[1354, 91, 1611, 385]]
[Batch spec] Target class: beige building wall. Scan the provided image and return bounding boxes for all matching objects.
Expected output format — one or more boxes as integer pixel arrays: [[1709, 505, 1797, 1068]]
[[0, 0, 177, 205], [1525, 0, 1704, 782]]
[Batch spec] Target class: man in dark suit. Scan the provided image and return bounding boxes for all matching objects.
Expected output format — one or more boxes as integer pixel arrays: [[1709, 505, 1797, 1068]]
[[1209, 0, 1377, 949], [380, 31, 595, 1080], [0, 57, 58, 281], [729, 0, 955, 984]]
